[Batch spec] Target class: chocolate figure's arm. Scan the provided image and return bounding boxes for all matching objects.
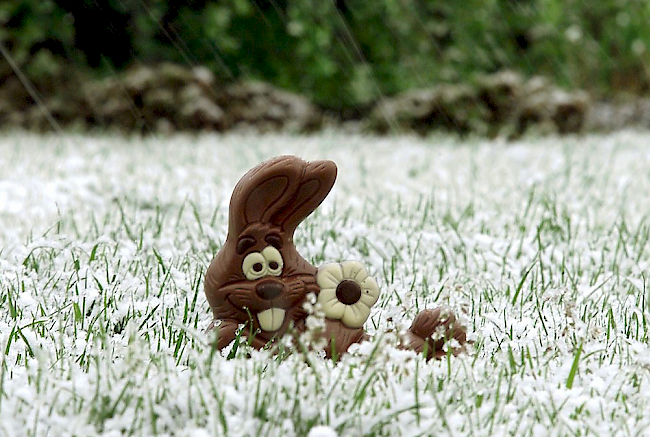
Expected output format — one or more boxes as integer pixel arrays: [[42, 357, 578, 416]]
[[320, 319, 369, 359]]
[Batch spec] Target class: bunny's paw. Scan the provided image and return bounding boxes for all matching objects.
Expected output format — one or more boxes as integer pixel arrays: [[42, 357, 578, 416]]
[[310, 261, 379, 358]]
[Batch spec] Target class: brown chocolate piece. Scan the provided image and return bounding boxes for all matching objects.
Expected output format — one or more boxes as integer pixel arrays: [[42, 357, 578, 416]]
[[401, 308, 467, 360], [318, 319, 369, 359], [204, 155, 467, 359]]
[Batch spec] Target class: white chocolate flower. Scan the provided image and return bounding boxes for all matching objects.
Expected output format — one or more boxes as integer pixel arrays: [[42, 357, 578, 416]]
[[316, 261, 380, 328]]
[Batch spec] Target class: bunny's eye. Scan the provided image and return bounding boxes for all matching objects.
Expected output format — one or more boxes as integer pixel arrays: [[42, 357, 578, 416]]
[[262, 246, 283, 276], [242, 252, 267, 280]]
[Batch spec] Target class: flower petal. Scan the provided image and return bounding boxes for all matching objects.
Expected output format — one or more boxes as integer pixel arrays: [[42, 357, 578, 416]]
[[341, 261, 367, 282], [317, 288, 346, 319], [317, 263, 343, 289], [359, 290, 379, 309], [341, 303, 371, 328], [359, 276, 380, 305]]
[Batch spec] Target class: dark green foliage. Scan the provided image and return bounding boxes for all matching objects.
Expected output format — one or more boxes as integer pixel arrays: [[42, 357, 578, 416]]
[[1, 0, 649, 109], [0, 0, 74, 82]]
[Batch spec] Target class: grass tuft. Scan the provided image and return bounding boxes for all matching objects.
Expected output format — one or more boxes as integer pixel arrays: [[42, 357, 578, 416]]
[[1, 132, 650, 435]]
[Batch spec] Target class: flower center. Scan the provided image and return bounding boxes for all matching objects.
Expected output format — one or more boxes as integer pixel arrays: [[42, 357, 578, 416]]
[[336, 280, 362, 305]]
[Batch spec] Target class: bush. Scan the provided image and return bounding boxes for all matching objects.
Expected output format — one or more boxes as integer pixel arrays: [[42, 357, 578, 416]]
[[0, 0, 74, 84], [1, 0, 650, 110]]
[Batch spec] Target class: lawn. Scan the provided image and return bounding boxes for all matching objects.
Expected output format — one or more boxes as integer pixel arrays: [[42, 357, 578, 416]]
[[1, 131, 649, 436]]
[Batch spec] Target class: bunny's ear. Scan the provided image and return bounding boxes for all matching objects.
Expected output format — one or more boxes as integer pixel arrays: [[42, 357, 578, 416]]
[[272, 160, 337, 234], [228, 156, 303, 237]]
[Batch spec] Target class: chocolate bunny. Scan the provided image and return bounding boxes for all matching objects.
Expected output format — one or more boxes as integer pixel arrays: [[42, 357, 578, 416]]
[[204, 156, 466, 359]]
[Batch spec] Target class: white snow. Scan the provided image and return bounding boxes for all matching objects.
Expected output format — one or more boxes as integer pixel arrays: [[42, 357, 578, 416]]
[[1, 131, 650, 435]]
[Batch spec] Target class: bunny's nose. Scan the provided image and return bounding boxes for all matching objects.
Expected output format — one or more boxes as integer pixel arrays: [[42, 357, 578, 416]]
[[256, 281, 284, 300]]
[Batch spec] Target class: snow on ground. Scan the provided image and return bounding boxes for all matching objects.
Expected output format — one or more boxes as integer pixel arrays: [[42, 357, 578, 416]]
[[1, 131, 650, 436]]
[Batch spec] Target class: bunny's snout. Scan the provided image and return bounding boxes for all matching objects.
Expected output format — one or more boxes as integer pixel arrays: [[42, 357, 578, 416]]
[[256, 280, 284, 300]]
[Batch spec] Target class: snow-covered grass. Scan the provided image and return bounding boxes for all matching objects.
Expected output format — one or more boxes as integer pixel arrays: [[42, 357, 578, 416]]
[[1, 131, 650, 436]]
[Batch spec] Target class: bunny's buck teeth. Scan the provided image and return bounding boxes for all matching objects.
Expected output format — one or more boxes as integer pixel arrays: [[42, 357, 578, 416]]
[[257, 308, 285, 331]]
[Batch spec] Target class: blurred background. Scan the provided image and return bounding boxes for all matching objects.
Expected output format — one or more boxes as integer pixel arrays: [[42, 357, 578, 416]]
[[1, 0, 649, 137]]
